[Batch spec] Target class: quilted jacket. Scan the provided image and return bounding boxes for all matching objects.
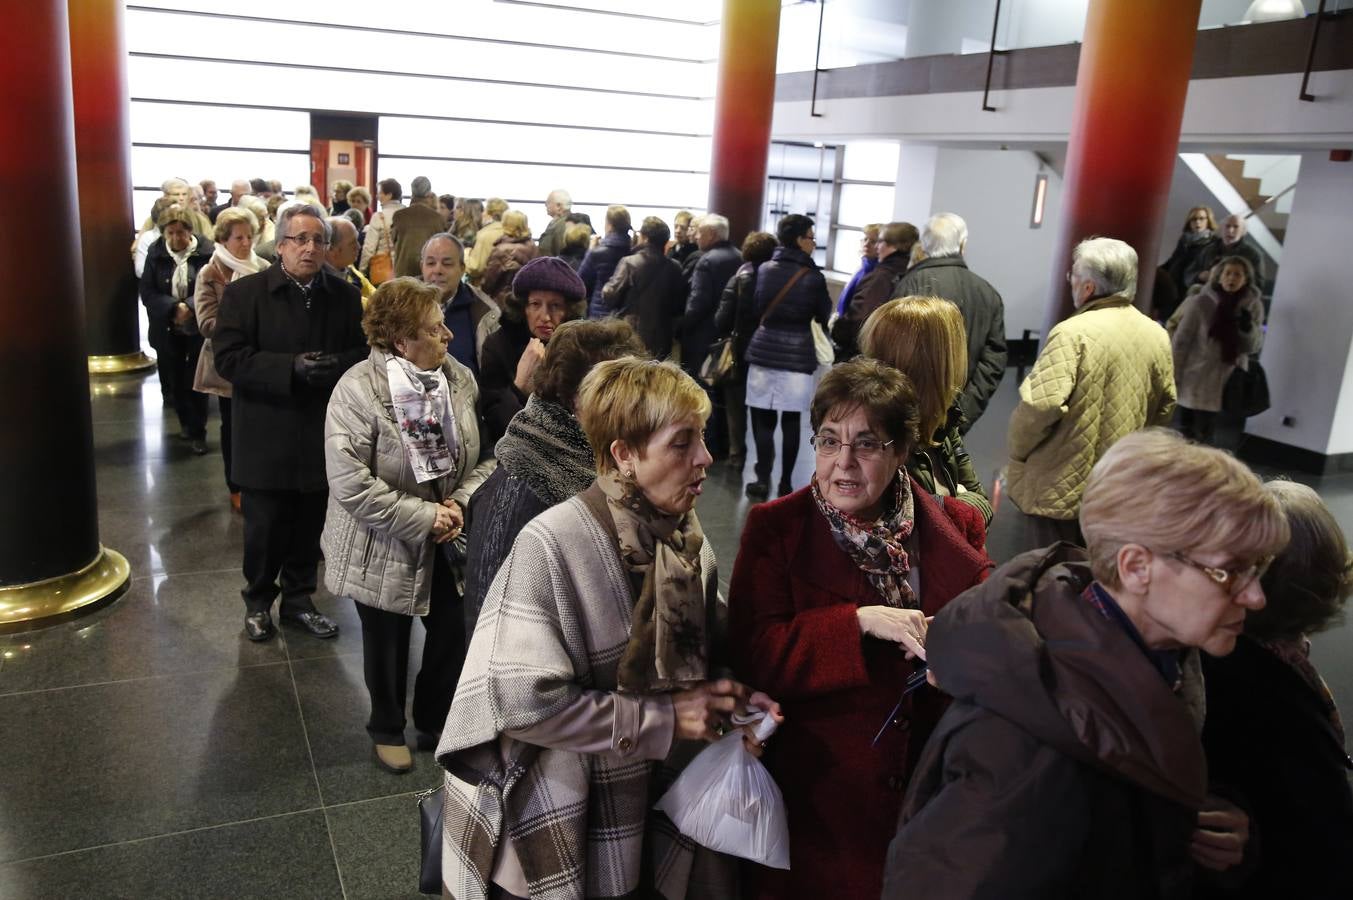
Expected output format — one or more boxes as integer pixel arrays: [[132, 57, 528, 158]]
[[745, 246, 832, 374], [321, 349, 495, 617], [1006, 295, 1176, 520]]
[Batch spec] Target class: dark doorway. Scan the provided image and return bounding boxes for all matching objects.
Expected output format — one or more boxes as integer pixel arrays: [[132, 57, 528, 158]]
[[310, 113, 378, 208]]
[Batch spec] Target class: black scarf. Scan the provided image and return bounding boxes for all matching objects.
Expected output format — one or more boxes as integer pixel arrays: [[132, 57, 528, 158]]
[[494, 395, 596, 506]]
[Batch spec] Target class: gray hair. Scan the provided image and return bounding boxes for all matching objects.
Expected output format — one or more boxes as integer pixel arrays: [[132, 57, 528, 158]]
[[412, 175, 434, 199], [327, 216, 357, 243], [699, 213, 729, 240], [161, 177, 188, 193], [548, 188, 572, 210], [276, 202, 331, 245], [1072, 236, 1138, 298], [421, 231, 464, 260], [920, 212, 967, 258], [342, 207, 365, 231]]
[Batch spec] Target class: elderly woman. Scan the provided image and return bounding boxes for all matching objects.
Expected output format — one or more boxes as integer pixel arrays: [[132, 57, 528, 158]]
[[480, 209, 538, 306], [237, 194, 274, 248], [346, 185, 372, 225], [438, 356, 780, 900], [884, 428, 1289, 898], [462, 318, 646, 630], [558, 220, 592, 270], [140, 204, 215, 454], [728, 358, 991, 900], [329, 179, 353, 215], [861, 297, 993, 525], [1170, 255, 1265, 445], [1161, 205, 1217, 310], [321, 277, 495, 774], [1199, 480, 1353, 897], [193, 207, 267, 511], [478, 256, 588, 450], [743, 214, 832, 500], [453, 197, 483, 248]]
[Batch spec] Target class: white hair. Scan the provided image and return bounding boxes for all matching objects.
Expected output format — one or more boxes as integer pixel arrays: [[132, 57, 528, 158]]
[[1072, 236, 1138, 299], [276, 202, 331, 244], [920, 212, 967, 258], [161, 177, 189, 193], [700, 214, 730, 240], [548, 188, 572, 210]]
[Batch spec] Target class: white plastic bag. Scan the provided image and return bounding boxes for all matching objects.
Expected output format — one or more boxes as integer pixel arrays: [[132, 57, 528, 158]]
[[653, 711, 790, 869]]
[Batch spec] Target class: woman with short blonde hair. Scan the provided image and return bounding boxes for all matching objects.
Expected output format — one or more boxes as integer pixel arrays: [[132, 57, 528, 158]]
[[861, 296, 991, 523], [322, 276, 493, 774], [346, 186, 372, 224], [439, 355, 780, 900], [481, 209, 538, 306], [887, 427, 1289, 896]]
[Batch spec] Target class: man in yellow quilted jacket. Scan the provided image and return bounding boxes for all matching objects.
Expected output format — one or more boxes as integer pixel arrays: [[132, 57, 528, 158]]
[[1006, 237, 1176, 549]]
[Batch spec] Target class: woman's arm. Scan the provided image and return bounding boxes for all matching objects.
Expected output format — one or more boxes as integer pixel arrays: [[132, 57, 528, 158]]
[[193, 266, 225, 339], [727, 504, 872, 700]]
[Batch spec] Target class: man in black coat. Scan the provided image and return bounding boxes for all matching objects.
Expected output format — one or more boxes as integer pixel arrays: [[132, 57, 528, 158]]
[[682, 213, 742, 380], [213, 203, 368, 642], [893, 212, 1007, 431]]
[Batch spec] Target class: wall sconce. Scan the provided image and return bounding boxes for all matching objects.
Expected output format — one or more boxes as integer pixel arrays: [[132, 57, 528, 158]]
[[1030, 173, 1048, 228]]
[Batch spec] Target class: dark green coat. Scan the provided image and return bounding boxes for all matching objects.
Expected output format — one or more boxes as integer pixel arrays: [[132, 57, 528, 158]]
[[907, 411, 992, 525]]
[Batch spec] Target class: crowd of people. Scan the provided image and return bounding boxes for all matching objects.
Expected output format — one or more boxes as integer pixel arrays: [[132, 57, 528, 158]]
[[128, 172, 1351, 898]]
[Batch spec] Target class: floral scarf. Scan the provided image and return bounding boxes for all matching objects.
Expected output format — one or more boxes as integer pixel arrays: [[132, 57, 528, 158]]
[[1259, 636, 1346, 748], [811, 472, 918, 608], [385, 353, 460, 484], [597, 470, 709, 693]]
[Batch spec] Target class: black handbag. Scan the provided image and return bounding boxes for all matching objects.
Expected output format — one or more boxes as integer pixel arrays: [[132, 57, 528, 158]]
[[418, 784, 445, 895], [1222, 357, 1270, 418]]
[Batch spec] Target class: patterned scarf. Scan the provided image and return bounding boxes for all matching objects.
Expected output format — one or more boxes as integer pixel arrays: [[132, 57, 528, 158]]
[[597, 470, 709, 693], [1259, 636, 1346, 748], [811, 472, 917, 608], [385, 353, 460, 484]]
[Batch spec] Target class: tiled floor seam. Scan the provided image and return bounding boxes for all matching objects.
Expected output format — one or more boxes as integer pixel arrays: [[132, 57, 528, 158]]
[[0, 659, 294, 697]]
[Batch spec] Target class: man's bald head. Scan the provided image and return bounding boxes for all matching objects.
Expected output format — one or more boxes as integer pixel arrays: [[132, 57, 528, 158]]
[[326, 217, 360, 269]]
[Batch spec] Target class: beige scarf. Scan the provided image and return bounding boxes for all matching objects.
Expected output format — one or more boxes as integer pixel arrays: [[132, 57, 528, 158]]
[[597, 470, 709, 693]]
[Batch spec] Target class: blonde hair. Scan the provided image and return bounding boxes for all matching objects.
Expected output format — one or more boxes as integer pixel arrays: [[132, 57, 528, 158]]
[[331, 179, 353, 197], [500, 209, 531, 240], [213, 208, 256, 243], [347, 186, 371, 211], [859, 297, 968, 444], [1183, 205, 1217, 233], [1079, 429, 1289, 588], [485, 197, 508, 221], [563, 221, 592, 250], [576, 357, 712, 474], [361, 277, 442, 352]]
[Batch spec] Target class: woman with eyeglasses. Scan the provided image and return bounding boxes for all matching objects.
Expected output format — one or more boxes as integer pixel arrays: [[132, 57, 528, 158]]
[[1161, 205, 1218, 313], [1197, 480, 1353, 898], [883, 428, 1289, 900], [727, 358, 992, 900]]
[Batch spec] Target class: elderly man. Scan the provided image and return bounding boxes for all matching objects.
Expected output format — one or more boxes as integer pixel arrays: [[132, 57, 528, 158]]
[[682, 213, 741, 380], [211, 179, 250, 223], [392, 175, 445, 277], [142, 177, 211, 236], [325, 216, 374, 303], [1196, 213, 1267, 289], [834, 221, 920, 358], [536, 188, 571, 256], [200, 179, 218, 218], [421, 232, 498, 374], [893, 212, 1006, 430], [213, 202, 368, 642], [1005, 237, 1176, 550]]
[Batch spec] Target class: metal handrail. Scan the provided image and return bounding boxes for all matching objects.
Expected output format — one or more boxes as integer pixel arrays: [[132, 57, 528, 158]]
[[1245, 182, 1297, 219], [1299, 0, 1331, 102], [811, 0, 827, 117], [982, 0, 1007, 112]]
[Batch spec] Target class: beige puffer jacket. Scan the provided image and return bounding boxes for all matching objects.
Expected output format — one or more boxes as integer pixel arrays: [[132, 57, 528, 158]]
[[1006, 296, 1176, 520], [322, 348, 496, 616]]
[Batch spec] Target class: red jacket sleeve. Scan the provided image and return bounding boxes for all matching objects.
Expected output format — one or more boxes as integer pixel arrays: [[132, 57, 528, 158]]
[[942, 495, 988, 556], [727, 503, 871, 701]]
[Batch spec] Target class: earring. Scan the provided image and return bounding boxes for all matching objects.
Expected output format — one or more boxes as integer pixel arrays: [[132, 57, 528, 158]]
[[624, 468, 634, 479]]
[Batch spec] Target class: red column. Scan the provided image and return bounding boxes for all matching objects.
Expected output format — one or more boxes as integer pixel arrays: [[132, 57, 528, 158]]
[[69, 0, 152, 374], [707, 0, 782, 245], [0, 0, 129, 631], [1045, 0, 1203, 331]]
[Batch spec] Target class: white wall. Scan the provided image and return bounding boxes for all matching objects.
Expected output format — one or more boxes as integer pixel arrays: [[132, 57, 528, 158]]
[[1246, 152, 1353, 455], [926, 149, 1065, 339]]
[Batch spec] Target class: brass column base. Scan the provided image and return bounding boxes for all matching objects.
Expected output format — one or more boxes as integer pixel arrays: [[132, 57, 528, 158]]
[[0, 546, 131, 634], [89, 351, 156, 375]]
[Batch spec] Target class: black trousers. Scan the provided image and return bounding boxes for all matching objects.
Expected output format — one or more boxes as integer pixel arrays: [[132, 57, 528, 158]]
[[1179, 406, 1218, 445], [240, 488, 326, 615], [157, 330, 209, 440], [750, 407, 801, 488], [354, 549, 466, 745], [218, 395, 237, 493]]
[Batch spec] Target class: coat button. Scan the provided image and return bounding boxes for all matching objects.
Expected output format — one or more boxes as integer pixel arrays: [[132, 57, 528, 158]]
[[618, 737, 633, 752]]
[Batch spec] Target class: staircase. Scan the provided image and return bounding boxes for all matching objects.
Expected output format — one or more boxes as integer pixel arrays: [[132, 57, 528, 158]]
[[1205, 153, 1298, 243]]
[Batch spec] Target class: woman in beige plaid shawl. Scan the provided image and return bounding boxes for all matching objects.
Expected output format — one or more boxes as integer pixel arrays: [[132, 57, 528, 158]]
[[437, 358, 781, 900]]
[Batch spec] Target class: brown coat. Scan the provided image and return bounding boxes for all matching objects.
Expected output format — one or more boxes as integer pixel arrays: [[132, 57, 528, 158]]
[[391, 201, 447, 278], [884, 544, 1208, 900], [192, 256, 271, 396]]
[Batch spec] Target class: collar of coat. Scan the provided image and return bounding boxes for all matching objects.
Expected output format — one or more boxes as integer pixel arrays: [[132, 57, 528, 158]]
[[1071, 293, 1134, 317]]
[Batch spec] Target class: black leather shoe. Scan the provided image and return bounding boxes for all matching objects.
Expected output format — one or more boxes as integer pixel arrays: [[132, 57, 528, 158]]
[[281, 610, 339, 639], [777, 481, 794, 498], [415, 731, 440, 753], [189, 439, 208, 455], [745, 480, 770, 500], [244, 611, 276, 642]]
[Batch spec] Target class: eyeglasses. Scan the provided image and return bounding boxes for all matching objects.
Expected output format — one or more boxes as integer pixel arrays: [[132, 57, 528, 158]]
[[810, 433, 894, 459], [1164, 550, 1273, 596], [283, 234, 329, 248]]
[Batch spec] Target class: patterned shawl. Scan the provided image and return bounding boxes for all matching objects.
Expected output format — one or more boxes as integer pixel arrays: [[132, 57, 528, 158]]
[[811, 472, 918, 608]]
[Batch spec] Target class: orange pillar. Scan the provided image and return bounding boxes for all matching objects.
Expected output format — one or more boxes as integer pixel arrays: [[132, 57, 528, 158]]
[[0, 0, 129, 631], [1045, 0, 1202, 331], [69, 0, 153, 374], [707, 0, 781, 245]]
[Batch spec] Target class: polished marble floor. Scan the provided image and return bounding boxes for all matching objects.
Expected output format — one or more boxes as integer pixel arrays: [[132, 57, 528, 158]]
[[2, 366, 1352, 898]]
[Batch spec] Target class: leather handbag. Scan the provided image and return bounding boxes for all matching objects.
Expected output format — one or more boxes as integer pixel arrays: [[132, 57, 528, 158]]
[[699, 334, 738, 387], [1223, 356, 1270, 418], [368, 211, 395, 284], [417, 784, 445, 895]]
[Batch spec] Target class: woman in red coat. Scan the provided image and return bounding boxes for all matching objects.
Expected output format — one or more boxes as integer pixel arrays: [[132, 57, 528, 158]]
[[729, 358, 991, 900]]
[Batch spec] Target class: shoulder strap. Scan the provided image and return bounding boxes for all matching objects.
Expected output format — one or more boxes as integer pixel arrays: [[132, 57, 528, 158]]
[[760, 265, 810, 326]]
